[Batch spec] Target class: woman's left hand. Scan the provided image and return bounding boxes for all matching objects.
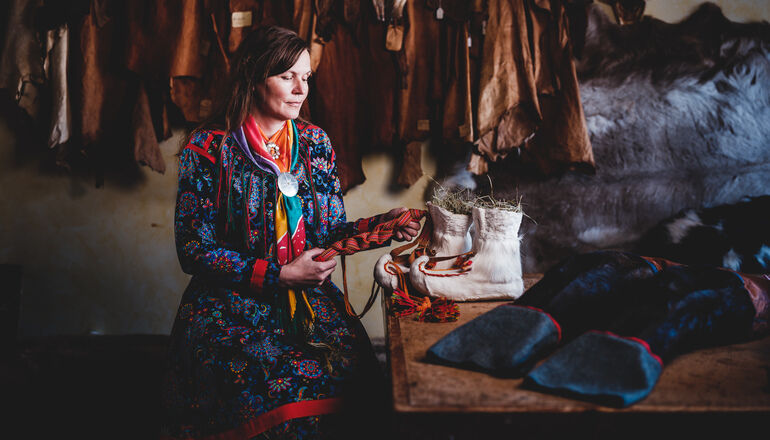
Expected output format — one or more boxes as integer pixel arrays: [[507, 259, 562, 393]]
[[381, 207, 421, 242]]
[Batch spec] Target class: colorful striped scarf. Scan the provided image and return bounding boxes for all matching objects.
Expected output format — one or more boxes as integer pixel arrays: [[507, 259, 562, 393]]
[[243, 117, 313, 331]]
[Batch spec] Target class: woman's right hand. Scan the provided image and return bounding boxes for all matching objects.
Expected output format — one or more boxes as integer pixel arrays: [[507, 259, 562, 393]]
[[278, 248, 337, 289]]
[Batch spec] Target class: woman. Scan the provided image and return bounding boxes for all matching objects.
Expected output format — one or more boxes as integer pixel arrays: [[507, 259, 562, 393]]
[[161, 26, 419, 439]]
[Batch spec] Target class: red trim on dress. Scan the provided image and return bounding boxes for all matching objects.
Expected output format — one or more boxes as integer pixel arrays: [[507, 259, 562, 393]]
[[186, 130, 226, 164], [203, 133, 214, 148], [161, 398, 344, 440], [250, 259, 269, 290], [185, 144, 216, 164]]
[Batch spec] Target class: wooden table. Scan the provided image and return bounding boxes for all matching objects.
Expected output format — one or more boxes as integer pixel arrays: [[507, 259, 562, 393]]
[[383, 274, 770, 439]]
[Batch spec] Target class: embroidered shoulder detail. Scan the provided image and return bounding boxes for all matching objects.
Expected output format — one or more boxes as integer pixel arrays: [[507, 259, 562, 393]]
[[294, 121, 309, 133], [184, 129, 227, 163], [298, 124, 330, 147], [298, 125, 334, 164]]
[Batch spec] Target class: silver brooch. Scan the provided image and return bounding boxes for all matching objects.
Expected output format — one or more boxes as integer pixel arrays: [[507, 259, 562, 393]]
[[265, 142, 280, 160], [277, 172, 299, 197]]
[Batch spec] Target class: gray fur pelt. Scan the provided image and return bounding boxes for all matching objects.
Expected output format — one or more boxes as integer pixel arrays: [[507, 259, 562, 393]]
[[579, 2, 770, 175]]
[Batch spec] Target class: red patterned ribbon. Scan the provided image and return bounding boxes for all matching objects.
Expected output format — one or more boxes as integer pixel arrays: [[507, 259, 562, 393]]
[[315, 209, 429, 262], [316, 209, 459, 322]]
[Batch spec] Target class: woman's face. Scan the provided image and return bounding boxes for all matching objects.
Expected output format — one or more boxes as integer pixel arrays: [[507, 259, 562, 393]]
[[255, 50, 311, 124]]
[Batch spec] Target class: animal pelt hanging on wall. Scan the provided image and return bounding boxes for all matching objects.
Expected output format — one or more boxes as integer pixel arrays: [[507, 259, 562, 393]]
[[446, 3, 770, 273], [577, 2, 770, 176]]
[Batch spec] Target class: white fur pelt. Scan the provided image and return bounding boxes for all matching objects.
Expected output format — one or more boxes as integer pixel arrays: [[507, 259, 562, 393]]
[[443, 3, 770, 273], [373, 202, 472, 290], [410, 206, 524, 301]]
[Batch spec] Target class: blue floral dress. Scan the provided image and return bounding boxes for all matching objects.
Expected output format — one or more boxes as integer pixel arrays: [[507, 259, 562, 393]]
[[161, 124, 384, 440]]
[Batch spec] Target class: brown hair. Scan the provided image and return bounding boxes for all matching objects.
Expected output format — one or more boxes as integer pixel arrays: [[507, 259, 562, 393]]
[[184, 26, 309, 146]]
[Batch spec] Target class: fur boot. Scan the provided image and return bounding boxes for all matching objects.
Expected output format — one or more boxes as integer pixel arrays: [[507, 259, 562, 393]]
[[410, 205, 524, 301], [374, 202, 472, 291]]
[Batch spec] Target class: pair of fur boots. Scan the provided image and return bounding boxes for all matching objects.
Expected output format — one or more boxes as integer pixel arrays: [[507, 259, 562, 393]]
[[374, 200, 525, 301]]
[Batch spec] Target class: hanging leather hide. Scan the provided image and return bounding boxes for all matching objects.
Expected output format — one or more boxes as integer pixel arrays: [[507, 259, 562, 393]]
[[293, 0, 314, 39], [228, 0, 261, 54], [68, 0, 133, 183], [473, 0, 593, 176], [74, 1, 126, 147], [45, 24, 72, 148], [0, 0, 47, 124], [395, 0, 441, 185], [132, 81, 166, 173], [309, 1, 398, 192], [310, 22, 366, 191], [524, 0, 593, 175], [439, 21, 474, 154], [168, 0, 227, 124], [314, 0, 337, 41], [343, 0, 361, 25], [228, 0, 294, 53], [396, 0, 476, 184]]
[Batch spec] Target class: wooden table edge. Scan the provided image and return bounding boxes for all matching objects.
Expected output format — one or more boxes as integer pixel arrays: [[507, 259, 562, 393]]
[[392, 403, 770, 414], [384, 294, 410, 410]]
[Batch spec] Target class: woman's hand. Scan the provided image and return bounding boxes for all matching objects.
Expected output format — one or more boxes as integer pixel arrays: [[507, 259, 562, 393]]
[[278, 248, 337, 288], [381, 207, 421, 242]]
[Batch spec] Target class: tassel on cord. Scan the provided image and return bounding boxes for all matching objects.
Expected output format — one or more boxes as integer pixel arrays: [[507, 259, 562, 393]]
[[391, 287, 431, 317], [419, 297, 460, 322], [277, 288, 315, 339], [317, 209, 459, 323], [386, 261, 459, 323]]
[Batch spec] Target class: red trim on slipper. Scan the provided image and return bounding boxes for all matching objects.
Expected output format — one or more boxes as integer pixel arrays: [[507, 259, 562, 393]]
[[161, 398, 344, 440], [590, 330, 664, 367], [640, 255, 682, 273], [508, 304, 563, 342]]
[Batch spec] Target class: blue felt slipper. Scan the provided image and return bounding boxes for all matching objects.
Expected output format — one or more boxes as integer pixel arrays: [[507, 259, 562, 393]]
[[524, 331, 663, 407], [427, 304, 562, 377]]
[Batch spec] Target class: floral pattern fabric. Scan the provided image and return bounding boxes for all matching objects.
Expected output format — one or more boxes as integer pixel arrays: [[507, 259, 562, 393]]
[[162, 124, 383, 440]]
